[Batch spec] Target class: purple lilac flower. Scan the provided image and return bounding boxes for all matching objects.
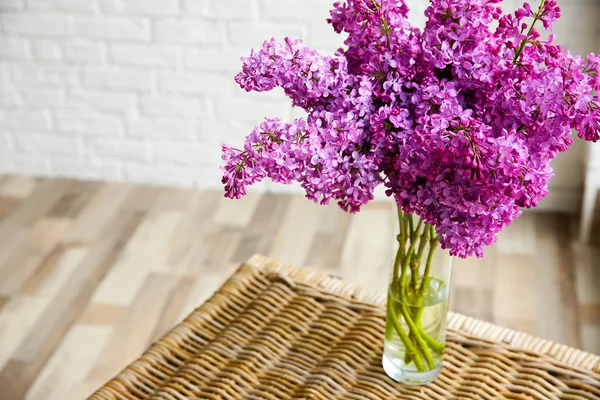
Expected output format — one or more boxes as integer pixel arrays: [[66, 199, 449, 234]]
[[222, 0, 600, 258]]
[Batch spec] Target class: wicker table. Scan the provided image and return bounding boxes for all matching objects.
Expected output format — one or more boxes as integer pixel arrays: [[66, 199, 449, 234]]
[[90, 255, 600, 400]]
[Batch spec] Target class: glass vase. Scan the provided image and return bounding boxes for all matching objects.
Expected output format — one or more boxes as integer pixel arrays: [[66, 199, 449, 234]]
[[382, 208, 453, 385]]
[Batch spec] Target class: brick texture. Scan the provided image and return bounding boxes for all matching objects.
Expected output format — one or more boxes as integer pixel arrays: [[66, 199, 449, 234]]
[[0, 0, 594, 200]]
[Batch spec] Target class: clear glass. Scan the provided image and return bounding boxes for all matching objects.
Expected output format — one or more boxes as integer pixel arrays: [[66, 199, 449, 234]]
[[382, 209, 453, 385]]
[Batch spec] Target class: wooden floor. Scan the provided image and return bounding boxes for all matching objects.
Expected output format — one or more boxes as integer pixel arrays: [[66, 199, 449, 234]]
[[0, 175, 598, 400]]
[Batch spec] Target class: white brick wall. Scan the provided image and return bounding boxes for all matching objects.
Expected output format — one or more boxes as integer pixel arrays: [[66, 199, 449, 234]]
[[0, 0, 596, 206]]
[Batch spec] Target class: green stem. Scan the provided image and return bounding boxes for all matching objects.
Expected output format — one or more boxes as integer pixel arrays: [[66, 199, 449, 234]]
[[421, 330, 445, 354], [390, 211, 447, 369], [399, 252, 411, 294], [372, 0, 391, 49], [416, 229, 445, 355], [403, 311, 445, 363], [419, 226, 439, 295], [402, 221, 421, 273], [410, 224, 430, 290], [401, 219, 424, 365], [381, 16, 391, 49], [513, 0, 546, 63], [410, 221, 423, 286], [391, 243, 403, 288], [398, 212, 412, 290], [416, 224, 431, 263], [400, 303, 435, 370], [392, 208, 406, 286], [402, 211, 409, 241], [404, 224, 446, 365], [404, 224, 430, 363], [387, 296, 426, 372]]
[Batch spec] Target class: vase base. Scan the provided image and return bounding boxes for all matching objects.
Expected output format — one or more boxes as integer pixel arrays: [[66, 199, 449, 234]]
[[382, 354, 442, 385]]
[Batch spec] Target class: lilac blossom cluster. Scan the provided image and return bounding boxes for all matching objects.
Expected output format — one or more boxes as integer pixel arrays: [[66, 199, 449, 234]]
[[221, 0, 600, 258]]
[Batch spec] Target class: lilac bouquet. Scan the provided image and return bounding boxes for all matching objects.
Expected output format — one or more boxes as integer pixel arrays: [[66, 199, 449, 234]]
[[221, 0, 599, 383], [222, 0, 599, 258]]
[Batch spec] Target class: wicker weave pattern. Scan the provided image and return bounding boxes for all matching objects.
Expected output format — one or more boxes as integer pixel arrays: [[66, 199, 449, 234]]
[[90, 255, 600, 400]]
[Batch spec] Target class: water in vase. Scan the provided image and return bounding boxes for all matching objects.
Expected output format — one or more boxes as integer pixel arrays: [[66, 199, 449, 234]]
[[383, 277, 450, 385]]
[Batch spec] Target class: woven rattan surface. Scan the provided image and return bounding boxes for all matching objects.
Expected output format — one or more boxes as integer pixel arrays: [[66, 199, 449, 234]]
[[90, 255, 600, 400]]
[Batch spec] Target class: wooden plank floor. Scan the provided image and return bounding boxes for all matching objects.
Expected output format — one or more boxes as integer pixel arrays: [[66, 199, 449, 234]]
[[0, 175, 598, 400]]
